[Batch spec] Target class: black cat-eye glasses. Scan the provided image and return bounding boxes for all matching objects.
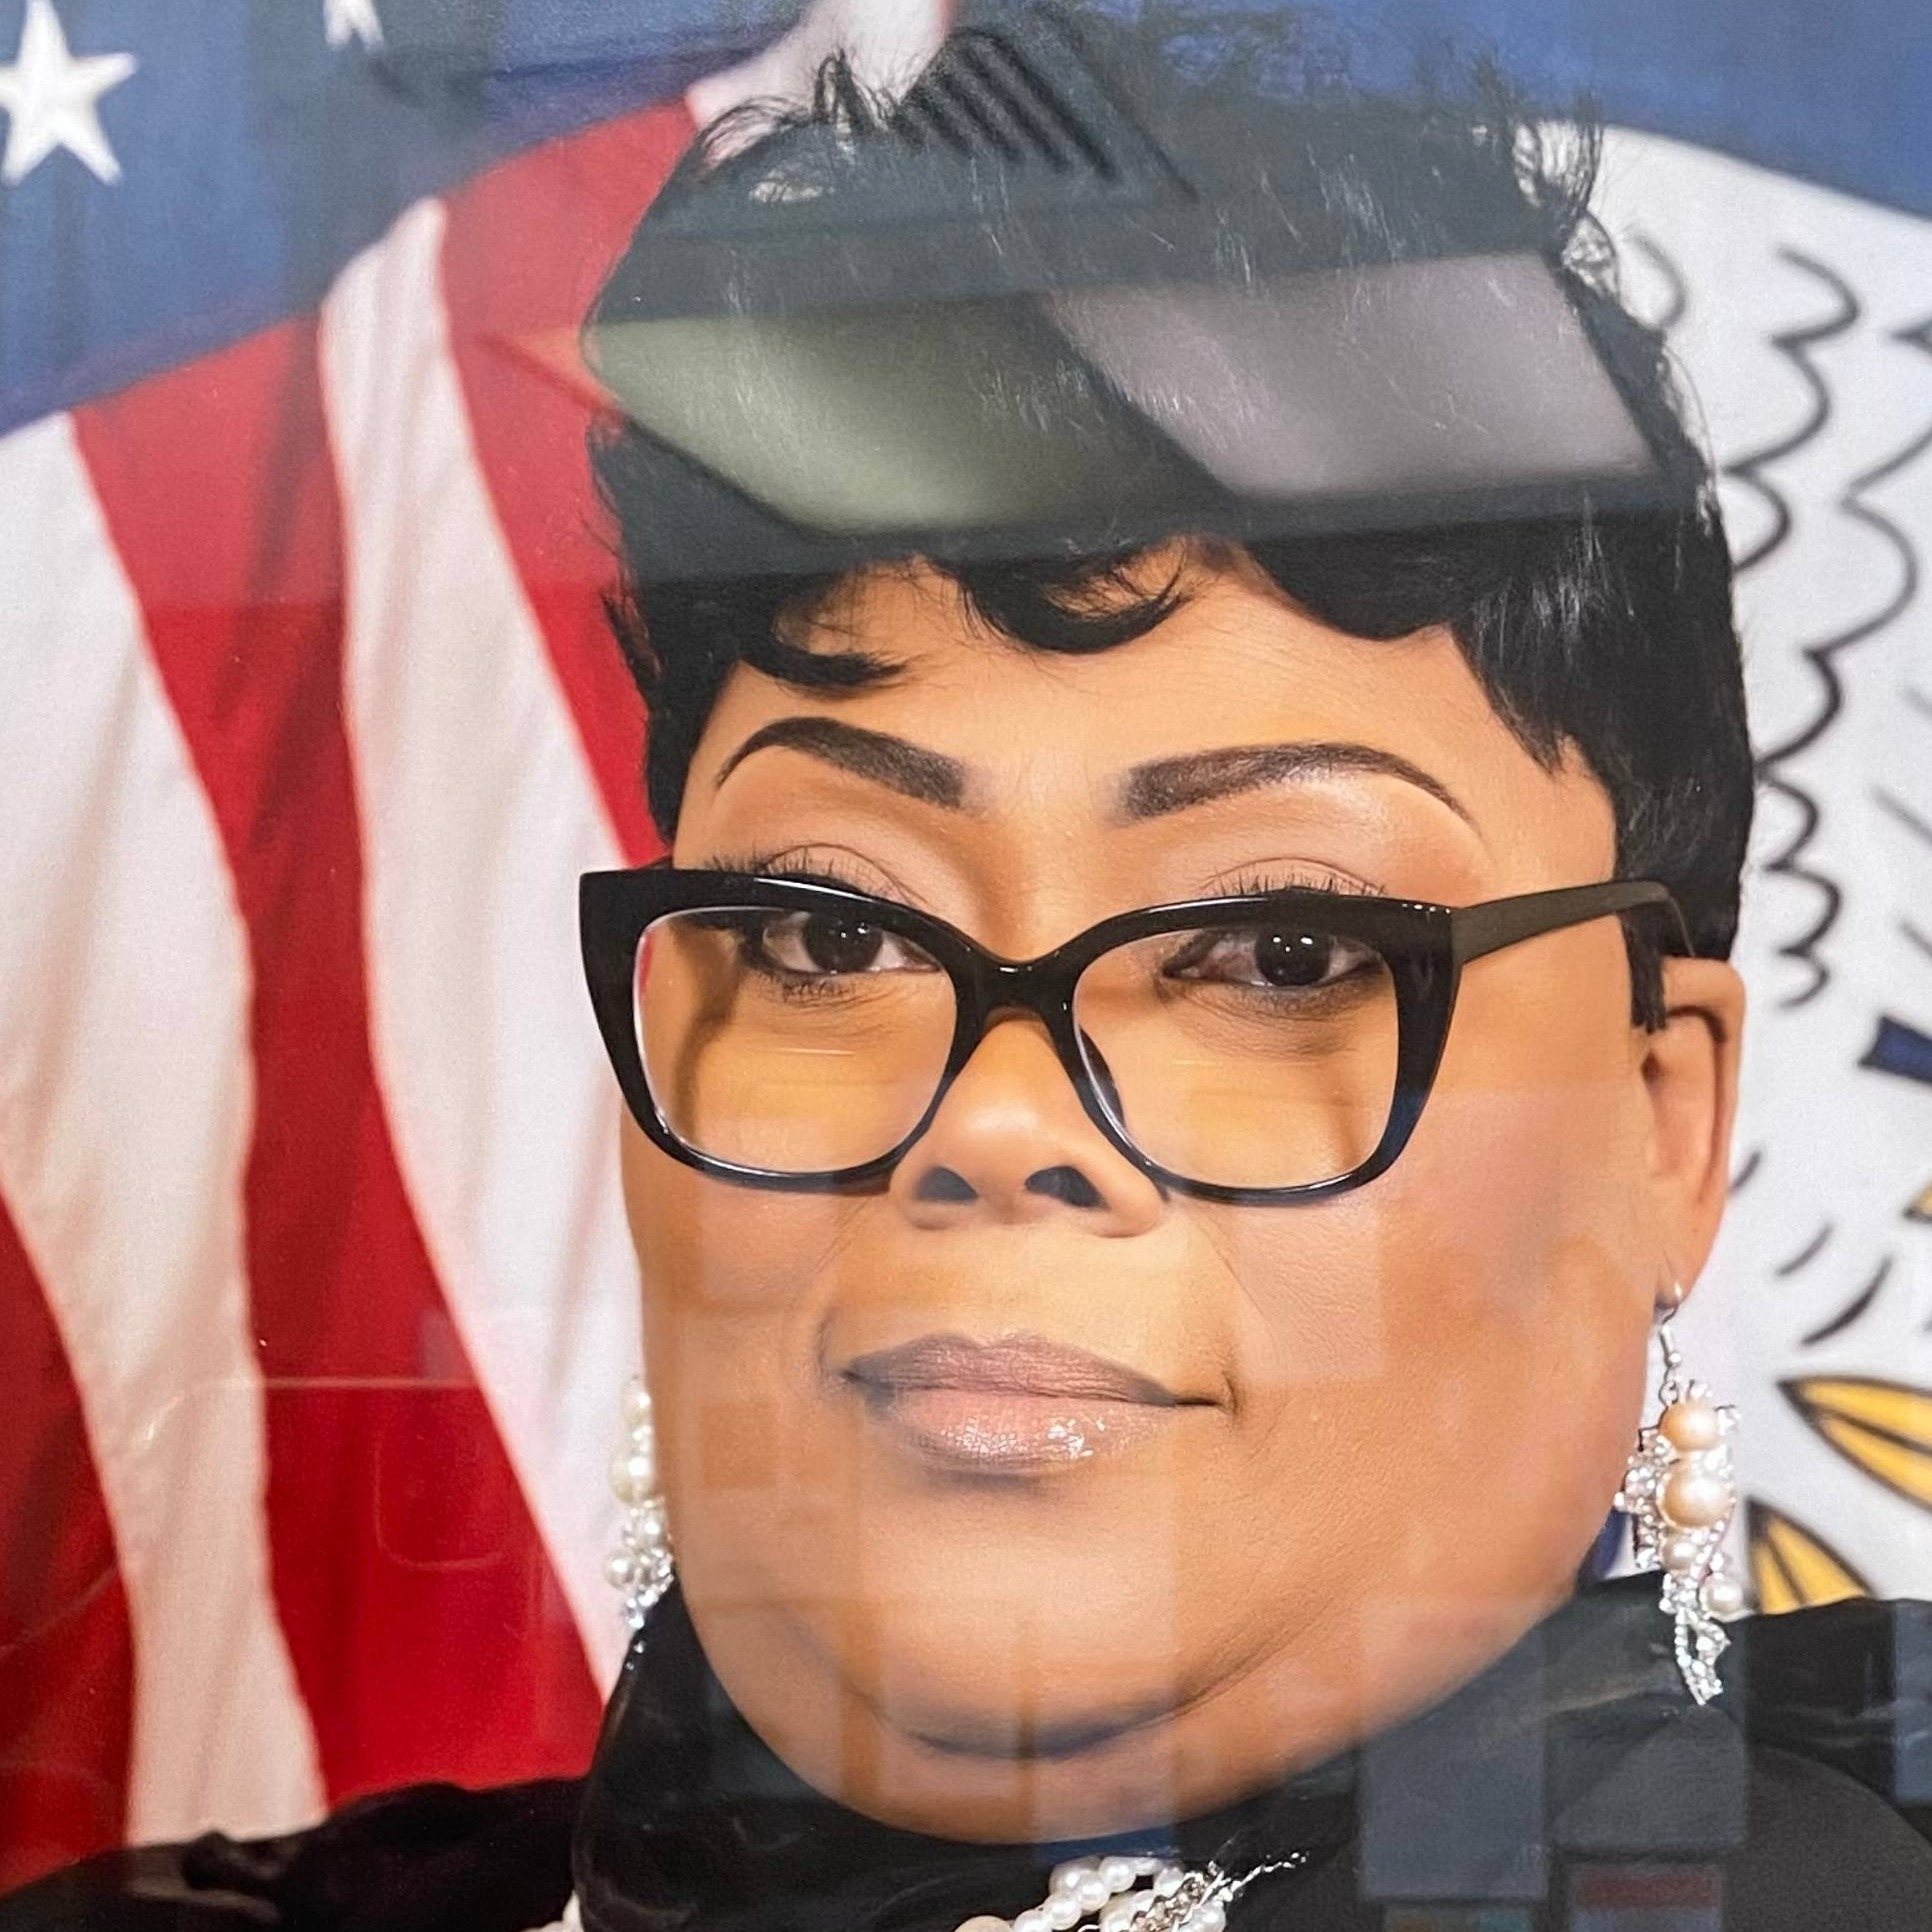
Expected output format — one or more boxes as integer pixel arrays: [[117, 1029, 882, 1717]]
[[580, 867, 1684, 1203]]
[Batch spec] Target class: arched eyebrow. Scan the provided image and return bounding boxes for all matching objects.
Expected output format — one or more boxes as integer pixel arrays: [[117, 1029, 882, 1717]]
[[1117, 740, 1476, 830], [713, 716, 972, 810], [713, 716, 1475, 836]]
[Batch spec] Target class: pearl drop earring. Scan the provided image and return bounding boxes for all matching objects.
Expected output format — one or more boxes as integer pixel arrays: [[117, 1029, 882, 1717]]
[[606, 1376, 674, 1631], [1612, 1290, 1745, 1702]]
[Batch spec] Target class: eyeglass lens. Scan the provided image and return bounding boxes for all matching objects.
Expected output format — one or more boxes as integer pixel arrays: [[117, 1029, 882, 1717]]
[[634, 904, 1400, 1188]]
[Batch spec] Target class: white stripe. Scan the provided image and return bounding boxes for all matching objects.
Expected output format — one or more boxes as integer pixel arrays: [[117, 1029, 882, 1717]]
[[0, 413, 324, 1839], [685, 0, 949, 131], [320, 200, 642, 1686]]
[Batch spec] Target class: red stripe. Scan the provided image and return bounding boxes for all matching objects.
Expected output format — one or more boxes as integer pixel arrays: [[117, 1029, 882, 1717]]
[[73, 325, 601, 1805], [439, 101, 696, 866], [0, 1194, 133, 1889]]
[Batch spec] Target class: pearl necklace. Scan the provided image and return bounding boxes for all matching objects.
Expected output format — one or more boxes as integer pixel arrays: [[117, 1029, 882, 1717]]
[[526, 1851, 1308, 1932], [953, 1852, 1308, 1932]]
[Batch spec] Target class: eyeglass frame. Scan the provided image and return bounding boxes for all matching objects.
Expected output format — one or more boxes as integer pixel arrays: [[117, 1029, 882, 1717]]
[[579, 865, 1688, 1205]]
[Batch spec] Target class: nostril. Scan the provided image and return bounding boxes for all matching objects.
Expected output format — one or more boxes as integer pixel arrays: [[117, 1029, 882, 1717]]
[[1025, 1164, 1102, 1208], [915, 1167, 978, 1204]]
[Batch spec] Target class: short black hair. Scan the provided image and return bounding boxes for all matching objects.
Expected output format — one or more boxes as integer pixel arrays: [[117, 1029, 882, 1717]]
[[586, 1, 1752, 996]]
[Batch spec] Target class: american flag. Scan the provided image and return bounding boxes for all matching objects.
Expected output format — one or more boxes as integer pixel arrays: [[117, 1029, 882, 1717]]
[[0, 0, 942, 1889]]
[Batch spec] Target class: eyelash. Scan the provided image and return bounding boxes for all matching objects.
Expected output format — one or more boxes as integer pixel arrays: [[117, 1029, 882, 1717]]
[[1213, 864, 1387, 900], [706, 846, 878, 892], [695, 850, 1386, 1009], [706, 851, 1388, 902]]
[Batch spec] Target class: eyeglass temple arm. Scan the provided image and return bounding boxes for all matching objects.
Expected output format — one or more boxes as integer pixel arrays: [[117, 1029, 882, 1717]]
[[1451, 880, 1686, 966]]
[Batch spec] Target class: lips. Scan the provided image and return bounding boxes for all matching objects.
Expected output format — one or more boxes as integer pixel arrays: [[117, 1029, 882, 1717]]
[[840, 1333, 1197, 1475]]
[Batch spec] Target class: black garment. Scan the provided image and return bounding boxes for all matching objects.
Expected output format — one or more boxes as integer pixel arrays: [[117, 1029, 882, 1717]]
[[6, 1576, 1930, 1932]]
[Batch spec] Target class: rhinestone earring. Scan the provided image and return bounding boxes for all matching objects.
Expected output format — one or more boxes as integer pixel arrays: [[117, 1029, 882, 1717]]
[[606, 1376, 674, 1631], [1612, 1288, 1746, 1703]]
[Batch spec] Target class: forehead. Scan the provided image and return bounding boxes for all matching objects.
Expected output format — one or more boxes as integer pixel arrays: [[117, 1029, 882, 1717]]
[[687, 553, 1572, 825]]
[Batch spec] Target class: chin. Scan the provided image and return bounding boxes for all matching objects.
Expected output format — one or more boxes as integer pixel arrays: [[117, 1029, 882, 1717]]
[[835, 1542, 1203, 1718], [841, 1723, 1210, 1846]]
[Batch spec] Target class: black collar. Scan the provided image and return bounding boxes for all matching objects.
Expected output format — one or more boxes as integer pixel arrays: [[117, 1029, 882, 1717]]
[[572, 1575, 1931, 1932]]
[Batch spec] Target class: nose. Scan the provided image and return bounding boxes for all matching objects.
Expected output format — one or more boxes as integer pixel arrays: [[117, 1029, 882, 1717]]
[[887, 1014, 1166, 1234]]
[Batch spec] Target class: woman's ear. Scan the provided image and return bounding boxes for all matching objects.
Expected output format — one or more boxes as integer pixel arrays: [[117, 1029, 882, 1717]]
[[1640, 957, 1747, 1292]]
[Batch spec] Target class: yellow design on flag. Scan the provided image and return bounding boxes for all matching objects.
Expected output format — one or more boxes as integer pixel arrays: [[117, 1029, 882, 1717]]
[[1781, 1377, 1932, 1510], [1747, 1500, 1872, 1612]]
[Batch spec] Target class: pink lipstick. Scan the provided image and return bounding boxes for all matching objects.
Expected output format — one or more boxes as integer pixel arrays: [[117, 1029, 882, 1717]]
[[841, 1333, 1194, 1475]]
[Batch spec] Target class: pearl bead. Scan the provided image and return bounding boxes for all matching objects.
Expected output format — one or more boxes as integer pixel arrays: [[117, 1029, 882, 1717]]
[[1014, 1911, 1052, 1932], [609, 1446, 656, 1505], [1075, 1875, 1111, 1913], [1043, 1896, 1081, 1930], [1191, 1904, 1225, 1932], [1099, 1858, 1135, 1894], [1051, 1862, 1094, 1895], [954, 1919, 1011, 1932], [1661, 1531, 1703, 1573], [1660, 1465, 1731, 1528], [604, 1549, 638, 1588], [1154, 1868, 1184, 1899], [622, 1503, 667, 1549], [1661, 1399, 1721, 1452], [1702, 1573, 1747, 1619], [1099, 1901, 1141, 1932], [622, 1379, 654, 1432]]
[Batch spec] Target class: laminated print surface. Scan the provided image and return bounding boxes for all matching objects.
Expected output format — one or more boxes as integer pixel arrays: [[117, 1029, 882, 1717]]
[[0, 4, 1926, 1929]]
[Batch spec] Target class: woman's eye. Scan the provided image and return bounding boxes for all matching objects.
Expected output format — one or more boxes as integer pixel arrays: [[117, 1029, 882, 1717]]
[[759, 912, 930, 977], [1166, 927, 1375, 990]]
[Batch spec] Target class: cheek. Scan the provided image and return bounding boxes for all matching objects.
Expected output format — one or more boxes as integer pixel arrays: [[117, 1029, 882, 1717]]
[[1421, 937, 1657, 1304], [623, 1129, 855, 1564], [1393, 995, 1652, 1479], [1207, 982, 1653, 1591]]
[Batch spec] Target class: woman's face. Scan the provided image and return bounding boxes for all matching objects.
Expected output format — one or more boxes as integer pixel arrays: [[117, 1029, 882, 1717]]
[[624, 551, 1743, 1842]]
